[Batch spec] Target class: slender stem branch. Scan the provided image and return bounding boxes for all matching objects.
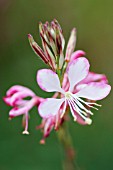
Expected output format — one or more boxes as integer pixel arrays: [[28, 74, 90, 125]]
[[57, 117, 79, 170]]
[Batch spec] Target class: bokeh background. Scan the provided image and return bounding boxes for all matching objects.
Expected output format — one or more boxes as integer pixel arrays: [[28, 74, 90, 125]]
[[0, 0, 113, 170]]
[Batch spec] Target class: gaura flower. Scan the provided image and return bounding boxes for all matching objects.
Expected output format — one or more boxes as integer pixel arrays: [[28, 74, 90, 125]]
[[37, 57, 111, 124], [3, 85, 42, 134]]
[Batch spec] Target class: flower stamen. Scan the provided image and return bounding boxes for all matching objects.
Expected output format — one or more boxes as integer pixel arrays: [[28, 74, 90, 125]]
[[64, 91, 101, 124]]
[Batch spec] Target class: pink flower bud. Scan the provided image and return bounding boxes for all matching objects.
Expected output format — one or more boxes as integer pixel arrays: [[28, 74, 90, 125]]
[[65, 28, 76, 62], [28, 34, 49, 64]]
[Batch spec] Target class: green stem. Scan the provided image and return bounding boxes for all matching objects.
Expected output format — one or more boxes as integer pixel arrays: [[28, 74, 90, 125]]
[[62, 61, 68, 76], [57, 119, 79, 170], [56, 69, 61, 79]]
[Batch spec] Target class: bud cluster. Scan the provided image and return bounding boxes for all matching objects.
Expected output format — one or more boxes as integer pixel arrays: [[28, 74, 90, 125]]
[[28, 19, 66, 71]]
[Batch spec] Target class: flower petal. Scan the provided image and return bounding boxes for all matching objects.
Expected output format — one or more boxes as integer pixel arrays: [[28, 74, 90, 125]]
[[67, 57, 90, 91], [6, 91, 34, 106], [9, 107, 27, 118], [70, 50, 86, 61], [80, 72, 108, 84], [37, 69, 64, 93], [76, 82, 111, 100], [44, 118, 54, 137], [6, 85, 35, 97], [73, 110, 87, 125], [38, 98, 65, 118]]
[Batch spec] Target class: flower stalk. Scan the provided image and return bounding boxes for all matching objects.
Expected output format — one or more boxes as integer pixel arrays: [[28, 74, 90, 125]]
[[57, 118, 78, 170]]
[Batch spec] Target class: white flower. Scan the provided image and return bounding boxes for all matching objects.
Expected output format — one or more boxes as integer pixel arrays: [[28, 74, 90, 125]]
[[37, 57, 111, 124]]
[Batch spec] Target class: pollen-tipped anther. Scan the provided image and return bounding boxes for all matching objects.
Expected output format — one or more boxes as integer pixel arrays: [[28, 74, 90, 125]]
[[85, 118, 92, 125], [22, 130, 29, 135]]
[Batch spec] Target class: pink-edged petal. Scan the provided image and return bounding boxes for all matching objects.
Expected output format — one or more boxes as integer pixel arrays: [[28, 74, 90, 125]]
[[9, 107, 27, 118], [70, 50, 86, 61], [80, 72, 108, 84], [3, 97, 12, 106], [73, 110, 87, 125], [38, 98, 65, 118], [74, 84, 87, 92], [7, 91, 34, 106], [9, 97, 37, 118], [76, 82, 111, 100], [67, 57, 90, 92], [6, 85, 35, 97], [44, 118, 54, 137], [37, 69, 64, 93]]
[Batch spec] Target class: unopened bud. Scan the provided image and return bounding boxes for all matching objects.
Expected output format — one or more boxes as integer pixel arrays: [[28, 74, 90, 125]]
[[65, 28, 76, 62], [59, 52, 64, 69], [28, 34, 48, 64], [39, 22, 44, 34]]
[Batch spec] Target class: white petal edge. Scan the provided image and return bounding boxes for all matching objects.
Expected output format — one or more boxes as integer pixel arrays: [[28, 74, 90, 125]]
[[67, 57, 90, 92], [38, 98, 65, 118], [75, 82, 111, 100], [37, 69, 64, 93]]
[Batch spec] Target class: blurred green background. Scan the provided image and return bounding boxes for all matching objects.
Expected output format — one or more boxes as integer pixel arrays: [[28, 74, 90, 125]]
[[0, 0, 113, 170]]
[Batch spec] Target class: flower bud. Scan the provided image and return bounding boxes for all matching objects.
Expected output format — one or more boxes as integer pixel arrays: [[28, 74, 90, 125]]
[[29, 20, 65, 71], [39, 20, 65, 70], [65, 28, 76, 62], [28, 34, 49, 64]]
